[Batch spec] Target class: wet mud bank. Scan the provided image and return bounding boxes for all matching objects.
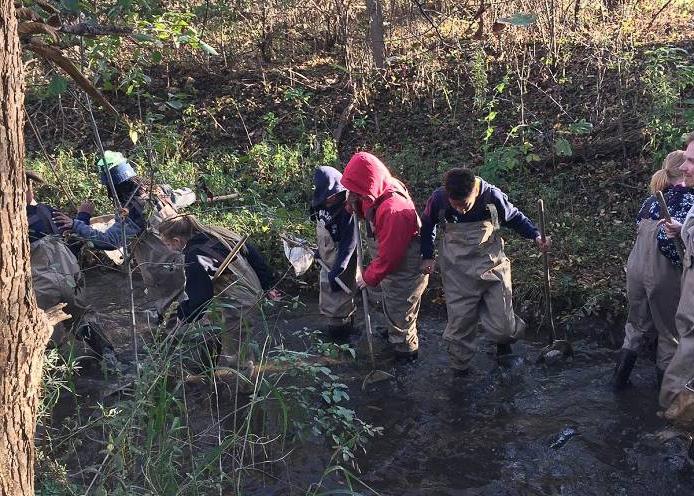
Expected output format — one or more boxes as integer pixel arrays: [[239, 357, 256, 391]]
[[49, 269, 694, 495]]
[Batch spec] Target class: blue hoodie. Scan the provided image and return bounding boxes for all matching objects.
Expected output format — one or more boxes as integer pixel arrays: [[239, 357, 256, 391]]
[[420, 180, 540, 259], [311, 166, 357, 291]]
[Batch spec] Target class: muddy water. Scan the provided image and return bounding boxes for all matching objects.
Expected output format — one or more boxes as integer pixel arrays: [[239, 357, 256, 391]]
[[257, 307, 694, 495], [70, 270, 694, 495]]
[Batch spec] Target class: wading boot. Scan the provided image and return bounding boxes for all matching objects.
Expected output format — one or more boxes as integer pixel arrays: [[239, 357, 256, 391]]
[[394, 343, 418, 363], [496, 343, 513, 356], [656, 368, 665, 390], [76, 322, 124, 373], [612, 348, 637, 390], [327, 316, 354, 342]]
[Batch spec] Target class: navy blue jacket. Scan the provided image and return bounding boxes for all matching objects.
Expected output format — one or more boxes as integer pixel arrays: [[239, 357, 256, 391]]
[[420, 180, 540, 259], [27, 203, 89, 255], [311, 166, 356, 291], [178, 233, 274, 323]]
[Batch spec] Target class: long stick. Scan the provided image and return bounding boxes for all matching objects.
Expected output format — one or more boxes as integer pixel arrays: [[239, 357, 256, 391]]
[[213, 235, 249, 282], [353, 213, 376, 369], [538, 199, 557, 344], [656, 191, 686, 263]]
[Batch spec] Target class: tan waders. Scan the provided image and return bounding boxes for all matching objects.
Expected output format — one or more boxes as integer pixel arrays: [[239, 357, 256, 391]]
[[317, 221, 356, 328], [211, 249, 264, 368], [661, 213, 694, 417], [439, 206, 525, 372], [31, 236, 90, 344], [621, 220, 679, 371], [131, 231, 185, 317], [367, 237, 429, 354]]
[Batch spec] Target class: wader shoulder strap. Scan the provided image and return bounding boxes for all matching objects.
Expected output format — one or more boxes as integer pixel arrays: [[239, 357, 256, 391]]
[[365, 189, 413, 237]]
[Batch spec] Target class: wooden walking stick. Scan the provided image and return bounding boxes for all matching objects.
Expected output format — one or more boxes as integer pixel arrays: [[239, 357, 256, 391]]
[[656, 191, 686, 264], [353, 212, 393, 387], [537, 199, 573, 363]]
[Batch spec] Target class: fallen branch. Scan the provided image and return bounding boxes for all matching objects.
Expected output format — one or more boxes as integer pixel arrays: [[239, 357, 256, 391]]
[[25, 41, 119, 116], [44, 303, 70, 328], [18, 21, 59, 42]]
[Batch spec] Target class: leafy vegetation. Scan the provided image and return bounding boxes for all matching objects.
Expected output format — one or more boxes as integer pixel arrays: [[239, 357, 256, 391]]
[[23, 0, 694, 493]]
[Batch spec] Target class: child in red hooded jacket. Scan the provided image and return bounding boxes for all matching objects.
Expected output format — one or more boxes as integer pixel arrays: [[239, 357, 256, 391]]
[[341, 152, 429, 360]]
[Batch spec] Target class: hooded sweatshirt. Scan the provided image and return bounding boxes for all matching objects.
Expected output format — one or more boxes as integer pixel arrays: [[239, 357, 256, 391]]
[[311, 166, 357, 291], [420, 181, 540, 260], [340, 152, 420, 286], [178, 232, 274, 323]]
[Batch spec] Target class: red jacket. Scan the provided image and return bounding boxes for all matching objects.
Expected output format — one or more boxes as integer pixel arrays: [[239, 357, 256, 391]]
[[341, 152, 420, 286]]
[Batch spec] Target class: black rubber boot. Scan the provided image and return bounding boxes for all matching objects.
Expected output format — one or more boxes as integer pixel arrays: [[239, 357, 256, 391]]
[[612, 348, 638, 390], [496, 343, 513, 357], [76, 322, 114, 358], [656, 368, 665, 390]]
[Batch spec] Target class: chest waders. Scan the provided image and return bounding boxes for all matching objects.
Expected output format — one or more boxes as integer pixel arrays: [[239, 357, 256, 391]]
[[192, 239, 264, 369], [316, 220, 357, 329], [614, 219, 680, 389], [661, 213, 694, 413], [30, 236, 115, 359], [438, 201, 525, 372], [128, 194, 185, 317], [365, 193, 429, 354]]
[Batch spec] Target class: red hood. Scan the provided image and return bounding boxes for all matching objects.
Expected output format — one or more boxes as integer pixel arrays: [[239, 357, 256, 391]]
[[341, 152, 400, 207]]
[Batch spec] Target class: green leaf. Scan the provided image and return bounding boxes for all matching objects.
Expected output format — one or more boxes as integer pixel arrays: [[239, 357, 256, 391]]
[[199, 41, 219, 56], [151, 51, 162, 64], [166, 99, 183, 110], [554, 137, 573, 157], [47, 75, 68, 96], [497, 13, 537, 27], [567, 119, 593, 135]]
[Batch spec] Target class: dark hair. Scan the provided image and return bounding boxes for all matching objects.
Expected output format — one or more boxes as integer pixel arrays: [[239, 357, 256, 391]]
[[444, 168, 476, 200]]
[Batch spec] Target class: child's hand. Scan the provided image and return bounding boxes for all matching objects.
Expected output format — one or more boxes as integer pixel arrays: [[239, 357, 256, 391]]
[[535, 236, 552, 252], [420, 259, 435, 274], [52, 211, 74, 231], [660, 219, 682, 238], [266, 289, 283, 301]]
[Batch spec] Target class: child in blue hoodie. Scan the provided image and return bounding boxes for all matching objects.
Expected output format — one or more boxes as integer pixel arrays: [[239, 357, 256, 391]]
[[311, 166, 357, 337]]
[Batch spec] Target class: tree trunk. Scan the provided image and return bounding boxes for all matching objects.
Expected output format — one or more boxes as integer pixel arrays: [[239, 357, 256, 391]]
[[365, 0, 386, 69], [0, 0, 53, 493]]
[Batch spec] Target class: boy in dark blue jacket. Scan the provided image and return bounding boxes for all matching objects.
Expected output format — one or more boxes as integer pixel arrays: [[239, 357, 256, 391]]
[[311, 166, 357, 337], [420, 168, 550, 374]]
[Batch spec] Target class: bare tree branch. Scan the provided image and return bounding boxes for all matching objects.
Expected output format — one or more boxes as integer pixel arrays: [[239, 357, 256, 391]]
[[25, 41, 119, 116]]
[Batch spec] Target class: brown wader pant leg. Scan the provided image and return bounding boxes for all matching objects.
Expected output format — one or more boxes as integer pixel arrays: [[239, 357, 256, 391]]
[[440, 218, 524, 372], [622, 220, 681, 372], [317, 223, 357, 326], [661, 240, 694, 409], [33, 271, 90, 344], [132, 231, 185, 316], [369, 238, 429, 353]]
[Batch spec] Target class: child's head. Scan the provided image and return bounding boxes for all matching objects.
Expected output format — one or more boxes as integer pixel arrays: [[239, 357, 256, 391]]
[[159, 214, 199, 252], [650, 150, 685, 193], [444, 168, 478, 214]]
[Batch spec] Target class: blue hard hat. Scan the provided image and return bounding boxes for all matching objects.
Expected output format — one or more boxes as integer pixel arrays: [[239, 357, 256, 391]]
[[97, 151, 136, 186]]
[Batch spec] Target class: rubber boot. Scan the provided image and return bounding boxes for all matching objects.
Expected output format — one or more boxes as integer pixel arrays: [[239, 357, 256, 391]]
[[497, 343, 513, 357], [612, 348, 637, 390], [656, 367, 665, 390], [76, 322, 123, 372], [76, 322, 114, 358]]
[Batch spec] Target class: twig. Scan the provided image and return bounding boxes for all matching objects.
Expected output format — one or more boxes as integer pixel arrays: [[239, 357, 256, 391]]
[[645, 0, 674, 31]]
